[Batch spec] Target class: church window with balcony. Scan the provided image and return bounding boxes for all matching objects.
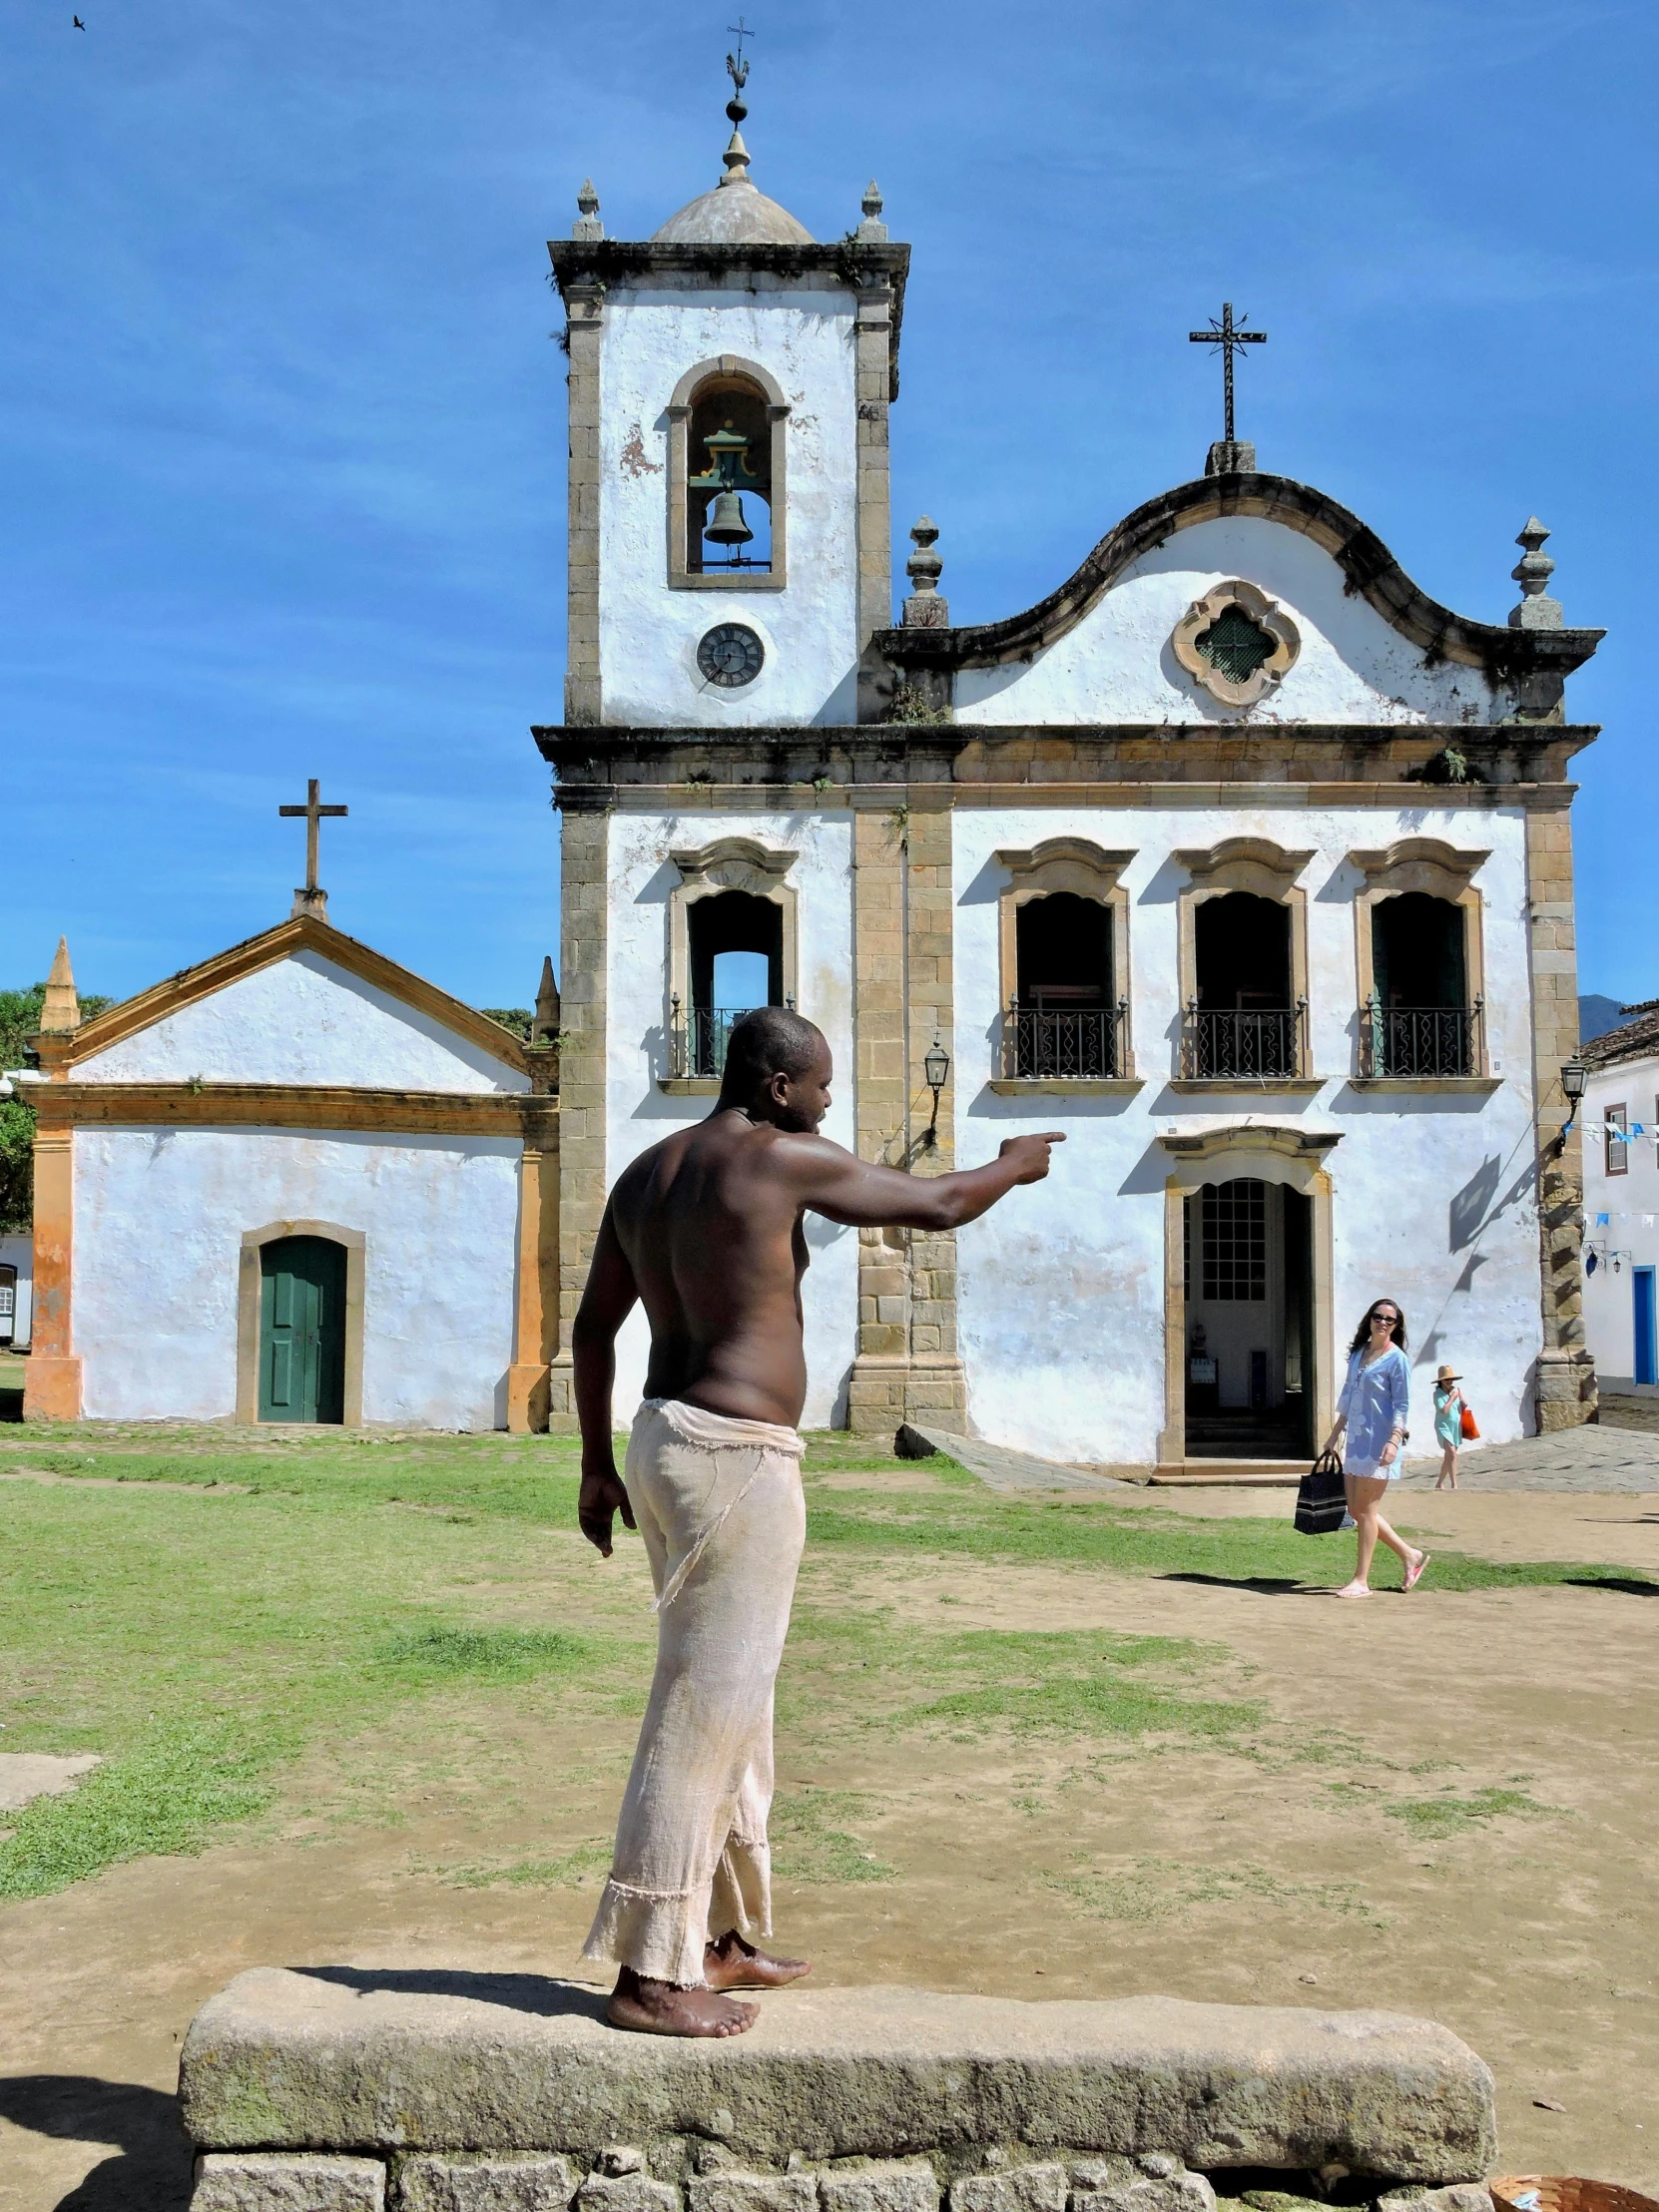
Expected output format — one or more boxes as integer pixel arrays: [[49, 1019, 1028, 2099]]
[[1185, 891, 1304, 1080], [1364, 892, 1480, 1078]]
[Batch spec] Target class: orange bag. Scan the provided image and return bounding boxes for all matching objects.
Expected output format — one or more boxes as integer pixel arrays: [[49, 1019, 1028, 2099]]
[[1459, 1401, 1479, 1440]]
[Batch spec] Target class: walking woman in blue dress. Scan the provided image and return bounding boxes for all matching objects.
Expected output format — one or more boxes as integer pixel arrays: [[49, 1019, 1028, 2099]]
[[1320, 1298, 1429, 1598]]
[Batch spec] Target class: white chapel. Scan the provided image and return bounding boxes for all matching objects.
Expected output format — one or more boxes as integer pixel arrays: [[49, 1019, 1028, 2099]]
[[23, 64, 1604, 1467]]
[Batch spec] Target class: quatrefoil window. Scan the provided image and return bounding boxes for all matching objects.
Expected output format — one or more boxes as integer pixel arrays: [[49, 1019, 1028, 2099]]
[[1172, 579, 1300, 708]]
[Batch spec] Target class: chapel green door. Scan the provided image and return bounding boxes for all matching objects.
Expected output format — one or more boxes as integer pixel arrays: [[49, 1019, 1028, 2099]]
[[259, 1237, 347, 1424]]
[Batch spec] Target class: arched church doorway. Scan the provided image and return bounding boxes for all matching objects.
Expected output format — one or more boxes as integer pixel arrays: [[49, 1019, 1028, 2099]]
[[259, 1235, 347, 1424], [1181, 1177, 1314, 1458]]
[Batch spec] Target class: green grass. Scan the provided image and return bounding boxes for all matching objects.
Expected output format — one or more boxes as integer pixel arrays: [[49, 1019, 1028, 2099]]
[[0, 1473, 644, 1901], [802, 1494, 1656, 1594], [1329, 1780, 1561, 1837], [372, 1624, 592, 1686], [783, 1610, 1260, 1747], [1050, 1857, 1386, 1928], [770, 1788, 894, 1884], [442, 1844, 613, 1890], [0, 1422, 1641, 1903]]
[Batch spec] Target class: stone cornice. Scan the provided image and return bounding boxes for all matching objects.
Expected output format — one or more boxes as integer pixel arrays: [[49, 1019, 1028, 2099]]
[[871, 472, 1604, 717], [546, 239, 911, 401], [536, 722, 1598, 796], [32, 1083, 559, 1140], [41, 915, 531, 1084]]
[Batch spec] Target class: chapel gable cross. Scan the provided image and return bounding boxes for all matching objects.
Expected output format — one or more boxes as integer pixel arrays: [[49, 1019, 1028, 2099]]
[[279, 778, 349, 920]]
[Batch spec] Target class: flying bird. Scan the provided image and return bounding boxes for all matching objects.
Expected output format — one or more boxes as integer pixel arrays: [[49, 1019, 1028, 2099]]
[[73, 13, 85, 24]]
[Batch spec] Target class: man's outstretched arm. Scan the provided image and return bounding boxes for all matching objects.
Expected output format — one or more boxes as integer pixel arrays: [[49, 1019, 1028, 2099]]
[[788, 1129, 1064, 1231], [571, 1205, 640, 1557]]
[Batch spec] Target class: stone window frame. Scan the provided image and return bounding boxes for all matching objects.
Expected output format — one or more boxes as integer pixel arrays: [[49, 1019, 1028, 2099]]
[[1171, 837, 1317, 1091], [1155, 1123, 1340, 1468], [666, 355, 791, 594], [1348, 837, 1494, 1089], [235, 1220, 366, 1428], [661, 834, 801, 1096], [987, 837, 1139, 1096], [1171, 579, 1301, 709]]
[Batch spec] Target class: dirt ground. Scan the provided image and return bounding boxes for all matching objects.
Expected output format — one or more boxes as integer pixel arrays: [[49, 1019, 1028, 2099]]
[[2, 1479, 1656, 2212]]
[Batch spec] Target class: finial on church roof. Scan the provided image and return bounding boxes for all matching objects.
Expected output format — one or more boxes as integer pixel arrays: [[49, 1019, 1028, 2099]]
[[719, 38, 753, 190], [856, 180, 888, 243], [572, 179, 603, 241], [902, 517, 949, 628], [1509, 516, 1562, 630], [40, 936, 80, 1033], [534, 955, 561, 1044]]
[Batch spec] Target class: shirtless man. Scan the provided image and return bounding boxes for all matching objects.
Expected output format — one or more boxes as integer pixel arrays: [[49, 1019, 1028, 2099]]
[[573, 1005, 1062, 2038]]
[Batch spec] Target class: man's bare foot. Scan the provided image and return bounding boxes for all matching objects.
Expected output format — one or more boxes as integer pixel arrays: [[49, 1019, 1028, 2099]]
[[1334, 1579, 1373, 1598], [607, 1966, 757, 2037], [704, 1929, 812, 1990]]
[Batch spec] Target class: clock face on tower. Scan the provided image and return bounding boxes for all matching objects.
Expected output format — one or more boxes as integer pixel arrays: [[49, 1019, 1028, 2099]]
[[697, 623, 766, 689]]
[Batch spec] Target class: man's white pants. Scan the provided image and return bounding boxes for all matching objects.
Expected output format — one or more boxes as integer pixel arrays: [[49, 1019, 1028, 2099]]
[[582, 1397, 806, 1987]]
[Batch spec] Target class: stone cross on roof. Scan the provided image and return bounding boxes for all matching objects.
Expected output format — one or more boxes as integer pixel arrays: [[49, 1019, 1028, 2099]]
[[278, 779, 348, 921]]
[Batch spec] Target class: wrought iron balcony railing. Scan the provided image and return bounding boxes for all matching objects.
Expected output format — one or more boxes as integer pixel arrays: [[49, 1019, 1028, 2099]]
[[668, 999, 795, 1081], [1001, 998, 1126, 1081], [1361, 998, 1483, 1078], [1181, 999, 1307, 1080]]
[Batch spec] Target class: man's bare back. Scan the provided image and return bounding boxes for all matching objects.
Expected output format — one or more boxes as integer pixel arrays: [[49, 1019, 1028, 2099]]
[[572, 1010, 1061, 2036]]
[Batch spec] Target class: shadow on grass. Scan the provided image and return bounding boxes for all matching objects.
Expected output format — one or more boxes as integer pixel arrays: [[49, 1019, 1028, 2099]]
[[0, 2074, 188, 2211], [298, 1964, 608, 2019], [1162, 1568, 1659, 1597], [1160, 1573, 1318, 1595]]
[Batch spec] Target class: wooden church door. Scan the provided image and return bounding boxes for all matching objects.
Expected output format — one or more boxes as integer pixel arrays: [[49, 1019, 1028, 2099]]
[[259, 1237, 347, 1423]]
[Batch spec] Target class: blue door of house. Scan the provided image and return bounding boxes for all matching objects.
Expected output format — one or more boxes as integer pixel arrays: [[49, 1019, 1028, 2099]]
[[1634, 1267, 1658, 1389]]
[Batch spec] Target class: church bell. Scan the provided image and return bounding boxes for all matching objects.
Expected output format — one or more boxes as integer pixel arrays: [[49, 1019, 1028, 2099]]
[[705, 489, 754, 546]]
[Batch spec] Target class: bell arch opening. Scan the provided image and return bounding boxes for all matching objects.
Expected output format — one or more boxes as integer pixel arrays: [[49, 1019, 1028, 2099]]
[[686, 373, 773, 575]]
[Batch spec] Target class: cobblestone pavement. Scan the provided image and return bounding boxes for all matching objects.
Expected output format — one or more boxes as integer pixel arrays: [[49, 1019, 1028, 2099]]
[[1397, 1415, 1659, 1491], [920, 1407, 1659, 1495]]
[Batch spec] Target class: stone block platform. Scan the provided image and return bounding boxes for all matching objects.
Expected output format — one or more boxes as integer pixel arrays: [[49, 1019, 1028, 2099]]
[[179, 1971, 1497, 2212]]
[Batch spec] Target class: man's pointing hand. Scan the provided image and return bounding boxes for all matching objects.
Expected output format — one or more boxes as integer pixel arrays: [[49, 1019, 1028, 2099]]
[[998, 1131, 1066, 1184]]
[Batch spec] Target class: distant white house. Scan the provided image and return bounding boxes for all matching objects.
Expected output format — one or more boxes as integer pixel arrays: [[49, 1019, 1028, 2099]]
[[0, 1232, 30, 1349], [1580, 1002, 1659, 1394]]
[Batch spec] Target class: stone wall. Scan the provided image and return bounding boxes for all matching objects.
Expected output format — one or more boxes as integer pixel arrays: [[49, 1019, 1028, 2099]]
[[179, 1974, 1498, 2212]]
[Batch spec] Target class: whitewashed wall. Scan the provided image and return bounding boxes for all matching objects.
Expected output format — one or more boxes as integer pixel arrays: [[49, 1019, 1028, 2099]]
[[604, 809, 858, 1425], [74, 1128, 522, 1426], [598, 278, 860, 727], [1580, 1052, 1659, 1391], [951, 803, 1544, 1463], [953, 517, 1516, 727], [0, 1232, 32, 1348], [75, 952, 528, 1093]]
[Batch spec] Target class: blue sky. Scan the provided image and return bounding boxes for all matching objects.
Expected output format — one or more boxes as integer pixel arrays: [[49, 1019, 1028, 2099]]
[[3, 0, 1654, 1013]]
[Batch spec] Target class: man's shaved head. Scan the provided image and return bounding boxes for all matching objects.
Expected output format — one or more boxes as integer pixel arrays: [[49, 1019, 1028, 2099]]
[[720, 1007, 827, 1103]]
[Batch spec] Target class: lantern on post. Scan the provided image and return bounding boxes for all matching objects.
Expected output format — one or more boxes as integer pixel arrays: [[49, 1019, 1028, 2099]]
[[922, 1036, 949, 1149]]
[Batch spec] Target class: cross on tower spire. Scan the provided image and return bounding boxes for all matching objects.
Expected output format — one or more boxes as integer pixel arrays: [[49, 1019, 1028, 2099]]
[[278, 778, 348, 920], [1189, 301, 1267, 476]]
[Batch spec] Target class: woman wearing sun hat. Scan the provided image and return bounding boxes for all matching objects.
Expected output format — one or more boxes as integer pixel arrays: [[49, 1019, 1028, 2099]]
[[1432, 1364, 1469, 1489]]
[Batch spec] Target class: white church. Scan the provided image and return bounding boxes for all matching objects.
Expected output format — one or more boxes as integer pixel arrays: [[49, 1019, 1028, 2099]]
[[21, 67, 1603, 1469]]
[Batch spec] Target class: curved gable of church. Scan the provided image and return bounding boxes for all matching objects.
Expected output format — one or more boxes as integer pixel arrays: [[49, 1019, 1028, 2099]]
[[879, 472, 1601, 729], [67, 922, 530, 1095]]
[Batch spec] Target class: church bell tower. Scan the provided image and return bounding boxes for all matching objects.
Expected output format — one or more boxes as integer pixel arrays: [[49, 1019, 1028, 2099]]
[[547, 58, 908, 728]]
